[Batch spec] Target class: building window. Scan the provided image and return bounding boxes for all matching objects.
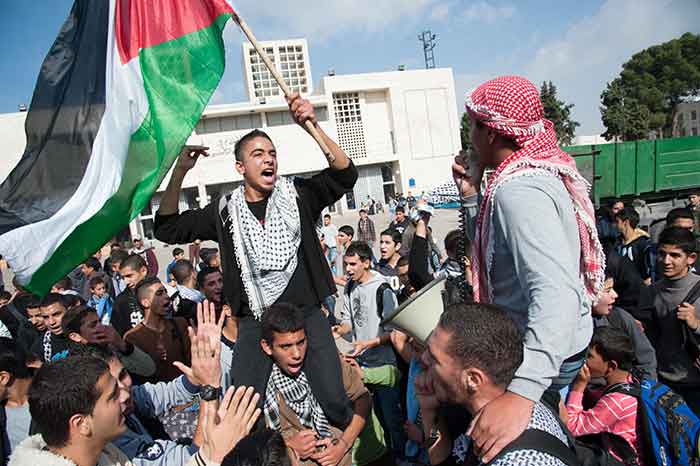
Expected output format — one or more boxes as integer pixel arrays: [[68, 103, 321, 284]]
[[277, 45, 308, 95], [196, 114, 262, 134], [250, 47, 278, 100], [692, 111, 698, 121], [345, 190, 357, 210], [693, 127, 698, 136], [266, 106, 327, 127], [333, 92, 367, 160]]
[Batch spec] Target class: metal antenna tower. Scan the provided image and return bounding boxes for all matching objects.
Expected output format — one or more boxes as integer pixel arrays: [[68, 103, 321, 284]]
[[418, 30, 437, 69]]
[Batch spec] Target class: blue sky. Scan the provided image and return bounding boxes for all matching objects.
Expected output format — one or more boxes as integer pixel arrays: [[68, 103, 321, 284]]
[[0, 0, 698, 135]]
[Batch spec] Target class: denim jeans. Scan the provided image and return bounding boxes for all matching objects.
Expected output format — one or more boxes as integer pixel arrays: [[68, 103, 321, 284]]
[[540, 349, 587, 411], [369, 383, 407, 460]]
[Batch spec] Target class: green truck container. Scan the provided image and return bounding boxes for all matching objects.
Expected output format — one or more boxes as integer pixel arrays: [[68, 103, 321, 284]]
[[565, 135, 700, 206]]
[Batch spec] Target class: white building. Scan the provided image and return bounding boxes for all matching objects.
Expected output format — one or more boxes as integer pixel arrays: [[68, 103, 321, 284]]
[[0, 38, 461, 241], [673, 100, 700, 137]]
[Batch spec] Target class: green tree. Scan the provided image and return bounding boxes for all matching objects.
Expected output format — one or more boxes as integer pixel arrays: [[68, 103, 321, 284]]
[[601, 32, 700, 140], [540, 81, 580, 146], [460, 111, 472, 149]]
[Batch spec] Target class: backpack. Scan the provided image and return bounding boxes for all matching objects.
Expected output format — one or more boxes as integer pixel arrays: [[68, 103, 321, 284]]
[[345, 280, 395, 321], [608, 380, 700, 466]]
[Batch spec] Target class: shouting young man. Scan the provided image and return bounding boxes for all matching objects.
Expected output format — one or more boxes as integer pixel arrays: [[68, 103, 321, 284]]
[[154, 93, 357, 428]]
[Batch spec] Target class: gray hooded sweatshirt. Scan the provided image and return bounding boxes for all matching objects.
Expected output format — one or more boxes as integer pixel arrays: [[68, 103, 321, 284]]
[[341, 271, 398, 368]]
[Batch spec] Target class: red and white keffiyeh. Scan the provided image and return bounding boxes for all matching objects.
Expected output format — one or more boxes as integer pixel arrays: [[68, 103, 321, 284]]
[[467, 76, 604, 304]]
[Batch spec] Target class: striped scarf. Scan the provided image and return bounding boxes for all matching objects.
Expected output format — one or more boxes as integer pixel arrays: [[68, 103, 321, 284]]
[[466, 76, 604, 304]]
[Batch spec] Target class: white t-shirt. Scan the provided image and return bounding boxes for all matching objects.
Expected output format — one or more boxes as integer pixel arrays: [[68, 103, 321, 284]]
[[321, 224, 339, 248]]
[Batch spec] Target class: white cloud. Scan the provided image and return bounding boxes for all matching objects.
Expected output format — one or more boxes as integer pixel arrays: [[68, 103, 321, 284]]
[[430, 3, 451, 21], [522, 0, 700, 135], [226, 0, 444, 41], [461, 1, 515, 24]]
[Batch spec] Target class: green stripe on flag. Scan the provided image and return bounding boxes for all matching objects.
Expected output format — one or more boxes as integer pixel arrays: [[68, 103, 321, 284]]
[[27, 13, 231, 295]]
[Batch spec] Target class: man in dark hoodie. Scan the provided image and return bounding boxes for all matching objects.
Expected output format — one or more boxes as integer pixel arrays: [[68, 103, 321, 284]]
[[111, 255, 149, 336], [648, 226, 700, 414]]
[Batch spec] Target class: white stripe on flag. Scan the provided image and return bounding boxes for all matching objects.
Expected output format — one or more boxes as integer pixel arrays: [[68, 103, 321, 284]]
[[0, 0, 149, 283]]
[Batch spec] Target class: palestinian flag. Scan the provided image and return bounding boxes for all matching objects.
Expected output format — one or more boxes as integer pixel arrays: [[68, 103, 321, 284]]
[[0, 0, 234, 295]]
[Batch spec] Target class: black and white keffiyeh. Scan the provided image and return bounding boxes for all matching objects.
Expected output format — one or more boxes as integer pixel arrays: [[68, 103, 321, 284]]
[[226, 177, 301, 319], [264, 365, 331, 437]]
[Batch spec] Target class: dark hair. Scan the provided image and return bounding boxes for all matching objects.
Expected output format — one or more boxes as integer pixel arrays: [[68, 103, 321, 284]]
[[338, 225, 354, 238], [172, 247, 185, 258], [397, 256, 409, 267], [359, 209, 367, 214], [25, 295, 42, 310], [69, 343, 120, 364], [380, 228, 402, 246], [29, 355, 110, 447], [197, 266, 222, 289], [61, 293, 86, 311], [0, 291, 11, 302], [120, 254, 147, 273], [61, 305, 97, 336], [444, 229, 468, 259], [82, 256, 102, 272], [323, 214, 331, 220], [658, 226, 697, 254], [666, 207, 695, 226], [53, 277, 72, 292], [234, 129, 273, 162], [0, 337, 31, 379], [437, 303, 523, 387], [88, 275, 106, 290], [223, 428, 291, 466], [395, 206, 405, 214], [589, 327, 636, 371], [110, 242, 121, 249], [110, 249, 129, 266], [200, 248, 219, 266], [261, 303, 305, 345], [613, 206, 640, 228], [136, 276, 163, 303], [344, 241, 373, 262], [41, 293, 67, 309], [172, 259, 195, 285]]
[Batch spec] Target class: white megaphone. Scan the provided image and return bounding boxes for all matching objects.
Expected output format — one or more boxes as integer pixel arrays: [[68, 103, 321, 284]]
[[381, 276, 447, 343]]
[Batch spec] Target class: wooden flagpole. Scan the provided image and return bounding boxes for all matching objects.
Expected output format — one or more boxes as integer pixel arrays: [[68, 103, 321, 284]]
[[231, 12, 335, 163]]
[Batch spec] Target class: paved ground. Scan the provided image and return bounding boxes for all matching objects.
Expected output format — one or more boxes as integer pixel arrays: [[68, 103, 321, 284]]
[[1, 207, 463, 293]]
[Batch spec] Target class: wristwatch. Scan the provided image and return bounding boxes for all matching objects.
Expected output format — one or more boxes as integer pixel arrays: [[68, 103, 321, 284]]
[[199, 385, 222, 401]]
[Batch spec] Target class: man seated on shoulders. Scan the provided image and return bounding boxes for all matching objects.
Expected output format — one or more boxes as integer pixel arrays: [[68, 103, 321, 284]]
[[260, 303, 370, 466]]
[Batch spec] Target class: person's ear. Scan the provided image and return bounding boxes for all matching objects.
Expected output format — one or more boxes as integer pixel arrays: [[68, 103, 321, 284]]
[[0, 371, 11, 389], [70, 413, 92, 438], [235, 159, 245, 176], [261, 339, 273, 356]]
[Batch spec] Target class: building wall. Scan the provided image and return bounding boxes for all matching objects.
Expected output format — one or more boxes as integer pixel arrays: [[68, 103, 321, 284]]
[[0, 113, 28, 184], [674, 101, 700, 137]]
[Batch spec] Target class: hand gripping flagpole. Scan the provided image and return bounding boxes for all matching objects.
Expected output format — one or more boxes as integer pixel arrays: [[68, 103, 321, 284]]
[[231, 12, 335, 163]]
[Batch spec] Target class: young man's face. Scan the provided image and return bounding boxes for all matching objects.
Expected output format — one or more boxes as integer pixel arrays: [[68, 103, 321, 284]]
[[379, 235, 400, 261], [422, 326, 466, 405], [614, 217, 630, 233], [201, 270, 224, 304], [323, 216, 331, 226], [92, 283, 107, 298], [77, 312, 101, 342], [107, 357, 134, 416], [690, 194, 700, 207], [344, 254, 370, 282], [27, 307, 46, 331], [585, 347, 610, 379], [133, 239, 143, 249], [658, 243, 696, 280], [235, 136, 278, 195], [144, 284, 172, 316], [360, 211, 368, 219], [41, 302, 66, 335], [261, 329, 307, 377], [395, 211, 405, 223], [111, 261, 122, 275], [611, 202, 624, 215], [337, 232, 351, 247], [121, 265, 147, 289], [89, 372, 127, 442], [80, 264, 95, 277], [672, 217, 695, 231], [592, 278, 617, 316], [174, 253, 185, 261]]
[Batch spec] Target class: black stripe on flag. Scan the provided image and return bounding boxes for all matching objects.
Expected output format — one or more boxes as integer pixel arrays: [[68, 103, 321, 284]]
[[0, 0, 109, 236]]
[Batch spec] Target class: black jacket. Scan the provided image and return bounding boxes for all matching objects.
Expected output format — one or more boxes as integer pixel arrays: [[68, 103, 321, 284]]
[[154, 162, 358, 317]]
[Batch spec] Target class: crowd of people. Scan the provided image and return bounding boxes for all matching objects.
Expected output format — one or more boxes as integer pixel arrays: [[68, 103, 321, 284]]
[[0, 78, 699, 466]]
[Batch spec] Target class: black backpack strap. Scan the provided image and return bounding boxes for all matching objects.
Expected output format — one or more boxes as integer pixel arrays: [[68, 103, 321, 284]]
[[491, 429, 579, 465], [682, 280, 700, 305], [376, 282, 393, 320]]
